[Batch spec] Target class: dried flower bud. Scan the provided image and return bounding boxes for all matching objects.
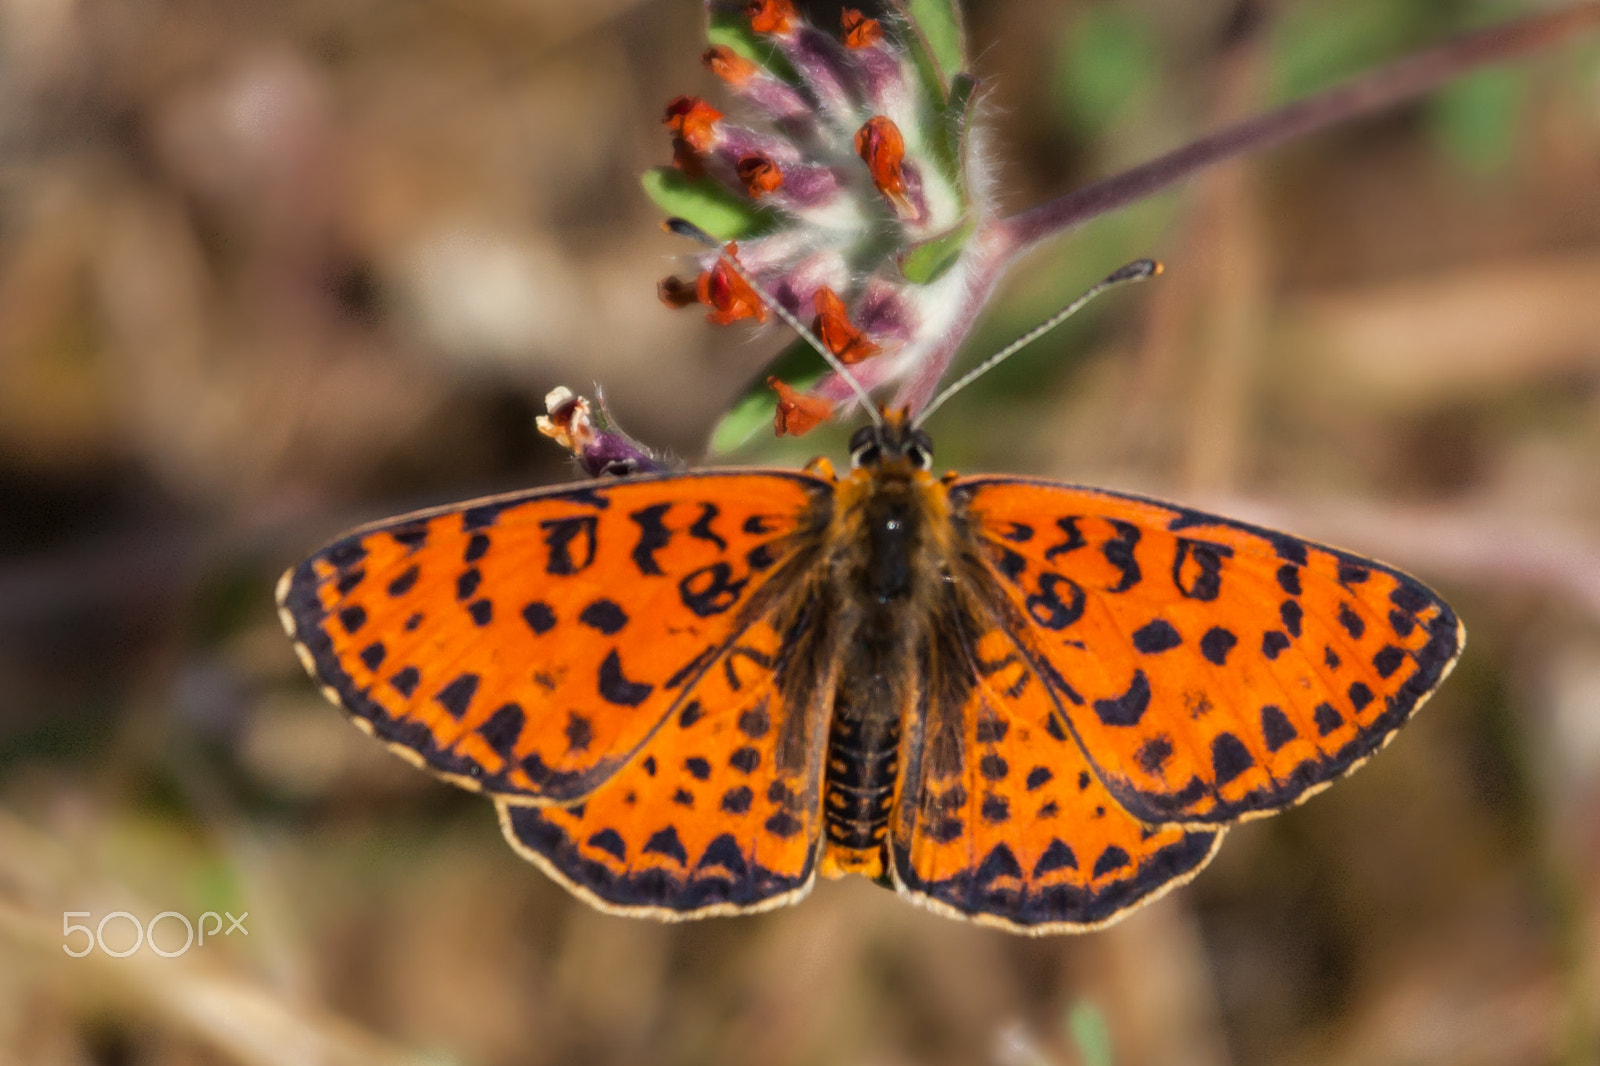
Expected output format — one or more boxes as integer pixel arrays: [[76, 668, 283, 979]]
[[840, 9, 883, 49]]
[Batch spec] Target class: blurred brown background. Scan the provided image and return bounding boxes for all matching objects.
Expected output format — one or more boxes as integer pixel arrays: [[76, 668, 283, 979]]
[[2, 0, 1599, 1063]]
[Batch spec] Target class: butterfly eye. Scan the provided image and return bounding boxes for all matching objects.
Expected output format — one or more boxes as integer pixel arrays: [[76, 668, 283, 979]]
[[851, 442, 882, 468], [906, 431, 934, 470]]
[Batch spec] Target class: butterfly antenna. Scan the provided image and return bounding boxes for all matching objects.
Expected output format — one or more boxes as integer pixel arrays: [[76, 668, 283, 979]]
[[665, 218, 883, 428], [912, 259, 1163, 429]]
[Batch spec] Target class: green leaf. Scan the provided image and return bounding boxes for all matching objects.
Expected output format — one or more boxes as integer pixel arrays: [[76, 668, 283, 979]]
[[640, 167, 773, 241], [890, 0, 966, 86], [937, 71, 979, 184], [707, 339, 825, 455], [899, 217, 975, 284]]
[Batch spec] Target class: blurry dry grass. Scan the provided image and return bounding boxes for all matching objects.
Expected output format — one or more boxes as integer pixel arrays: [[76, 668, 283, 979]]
[[2, 0, 1600, 1063]]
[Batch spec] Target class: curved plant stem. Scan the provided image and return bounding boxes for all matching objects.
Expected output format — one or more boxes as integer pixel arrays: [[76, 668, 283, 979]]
[[998, 2, 1600, 253]]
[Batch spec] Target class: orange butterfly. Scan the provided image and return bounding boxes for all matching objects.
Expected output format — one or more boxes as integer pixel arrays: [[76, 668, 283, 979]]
[[278, 408, 1462, 933]]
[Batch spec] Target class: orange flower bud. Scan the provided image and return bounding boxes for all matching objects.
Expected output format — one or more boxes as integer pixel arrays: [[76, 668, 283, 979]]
[[697, 244, 767, 325], [746, 0, 797, 36], [840, 9, 883, 48], [663, 96, 723, 153], [854, 116, 914, 217], [769, 377, 834, 436], [813, 286, 881, 364], [702, 45, 758, 85], [736, 154, 785, 198]]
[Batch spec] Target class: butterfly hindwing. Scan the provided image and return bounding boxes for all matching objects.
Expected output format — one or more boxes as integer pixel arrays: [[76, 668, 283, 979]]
[[951, 477, 1464, 827], [278, 472, 830, 802], [889, 595, 1222, 932], [498, 615, 831, 917]]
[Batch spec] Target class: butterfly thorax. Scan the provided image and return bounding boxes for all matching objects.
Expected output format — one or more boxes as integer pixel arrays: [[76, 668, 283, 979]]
[[817, 459, 953, 880]]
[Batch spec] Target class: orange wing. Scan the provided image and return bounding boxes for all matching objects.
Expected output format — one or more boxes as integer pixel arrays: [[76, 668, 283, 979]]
[[950, 478, 1464, 828], [890, 604, 1221, 933], [278, 472, 830, 803], [498, 614, 833, 917]]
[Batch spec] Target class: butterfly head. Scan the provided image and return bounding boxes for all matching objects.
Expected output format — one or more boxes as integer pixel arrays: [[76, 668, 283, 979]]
[[849, 410, 933, 472]]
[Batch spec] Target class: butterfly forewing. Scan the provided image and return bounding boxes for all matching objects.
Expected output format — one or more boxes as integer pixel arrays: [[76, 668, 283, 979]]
[[278, 472, 831, 802], [952, 477, 1464, 828]]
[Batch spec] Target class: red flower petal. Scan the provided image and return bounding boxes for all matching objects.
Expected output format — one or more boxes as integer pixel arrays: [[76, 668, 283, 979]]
[[746, 0, 797, 35], [663, 95, 723, 153], [813, 286, 881, 364], [702, 45, 758, 85], [854, 116, 914, 218], [769, 377, 833, 436], [697, 244, 767, 325]]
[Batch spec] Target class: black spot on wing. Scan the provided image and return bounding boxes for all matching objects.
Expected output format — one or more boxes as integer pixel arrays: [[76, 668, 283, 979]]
[[1032, 840, 1077, 875], [979, 755, 1009, 781], [1277, 564, 1302, 595], [721, 786, 752, 814], [478, 703, 525, 758], [1210, 732, 1254, 785], [729, 747, 760, 773], [1373, 645, 1406, 678], [975, 844, 1022, 884], [335, 568, 365, 595], [1091, 846, 1130, 879], [628, 503, 672, 576], [359, 642, 386, 671], [643, 826, 688, 865], [1338, 603, 1365, 639], [565, 712, 593, 752], [390, 666, 420, 698], [1092, 670, 1150, 727], [1137, 735, 1173, 774], [579, 599, 628, 635], [1200, 626, 1237, 666], [1280, 600, 1303, 638], [521, 601, 556, 635], [587, 829, 626, 861], [1314, 702, 1344, 736], [467, 599, 493, 626], [1101, 521, 1142, 592], [1260, 705, 1296, 751], [1338, 563, 1370, 584], [1348, 682, 1374, 712], [598, 650, 653, 707], [464, 532, 490, 563], [387, 566, 419, 597], [1262, 631, 1290, 660], [1025, 767, 1052, 790], [1132, 619, 1181, 654], [685, 757, 711, 781], [434, 673, 479, 719], [338, 605, 367, 635], [689, 502, 727, 549], [456, 568, 480, 601]]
